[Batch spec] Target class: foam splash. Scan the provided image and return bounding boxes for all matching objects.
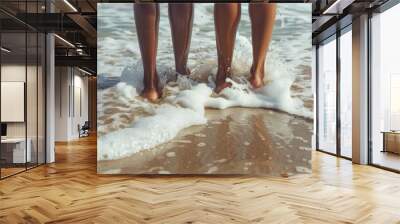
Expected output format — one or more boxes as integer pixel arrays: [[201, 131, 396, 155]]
[[99, 104, 207, 160], [98, 35, 312, 161], [98, 75, 311, 161]]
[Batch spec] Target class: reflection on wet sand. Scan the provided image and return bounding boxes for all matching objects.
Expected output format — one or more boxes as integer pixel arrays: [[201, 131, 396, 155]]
[[98, 108, 312, 176]]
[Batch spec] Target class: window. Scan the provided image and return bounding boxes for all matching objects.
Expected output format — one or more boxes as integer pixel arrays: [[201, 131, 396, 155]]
[[370, 3, 400, 171], [339, 28, 352, 158], [317, 36, 337, 154]]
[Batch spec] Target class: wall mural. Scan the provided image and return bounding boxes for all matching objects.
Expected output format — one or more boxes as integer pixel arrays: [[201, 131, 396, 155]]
[[97, 3, 313, 176]]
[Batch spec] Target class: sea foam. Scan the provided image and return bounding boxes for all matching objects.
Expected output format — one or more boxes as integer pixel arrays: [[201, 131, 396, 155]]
[[98, 34, 312, 161], [99, 104, 207, 160]]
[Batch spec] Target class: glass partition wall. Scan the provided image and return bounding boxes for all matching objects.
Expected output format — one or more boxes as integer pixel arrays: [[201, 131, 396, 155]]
[[0, 31, 27, 177], [316, 26, 352, 159], [0, 2, 46, 179]]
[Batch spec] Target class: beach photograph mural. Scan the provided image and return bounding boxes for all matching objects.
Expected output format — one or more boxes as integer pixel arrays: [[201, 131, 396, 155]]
[[97, 3, 313, 175]]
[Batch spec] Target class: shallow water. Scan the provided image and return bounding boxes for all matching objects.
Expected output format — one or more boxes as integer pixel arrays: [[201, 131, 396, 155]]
[[98, 108, 312, 176]]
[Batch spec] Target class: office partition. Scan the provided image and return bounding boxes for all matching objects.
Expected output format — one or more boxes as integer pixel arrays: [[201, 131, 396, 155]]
[[0, 0, 47, 179]]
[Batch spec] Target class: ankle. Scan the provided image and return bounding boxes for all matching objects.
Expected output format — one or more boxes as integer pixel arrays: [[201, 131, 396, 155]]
[[216, 68, 231, 82], [215, 75, 227, 85], [176, 67, 190, 76], [251, 65, 264, 78], [143, 86, 158, 92]]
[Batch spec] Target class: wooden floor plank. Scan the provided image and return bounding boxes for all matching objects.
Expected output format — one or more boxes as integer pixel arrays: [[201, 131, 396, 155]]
[[0, 135, 399, 223]]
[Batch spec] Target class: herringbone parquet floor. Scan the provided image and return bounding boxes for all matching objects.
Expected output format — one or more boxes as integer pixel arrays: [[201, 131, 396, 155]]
[[1, 135, 400, 224]]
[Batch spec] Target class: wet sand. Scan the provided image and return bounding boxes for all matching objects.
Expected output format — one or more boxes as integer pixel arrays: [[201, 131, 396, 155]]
[[98, 107, 312, 176]]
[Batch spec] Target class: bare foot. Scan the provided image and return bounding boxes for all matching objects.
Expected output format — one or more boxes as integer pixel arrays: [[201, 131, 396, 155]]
[[214, 69, 233, 93], [249, 76, 264, 89], [141, 88, 161, 102], [214, 81, 232, 94], [249, 66, 265, 89]]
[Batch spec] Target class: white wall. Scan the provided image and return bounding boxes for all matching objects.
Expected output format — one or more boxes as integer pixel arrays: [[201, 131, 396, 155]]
[[1, 65, 26, 139], [55, 67, 89, 141], [1, 82, 25, 122], [71, 73, 89, 138], [1, 63, 46, 164], [55, 66, 69, 141]]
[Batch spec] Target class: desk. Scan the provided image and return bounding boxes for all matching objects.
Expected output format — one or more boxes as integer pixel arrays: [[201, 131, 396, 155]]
[[382, 131, 400, 154], [1, 138, 31, 163]]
